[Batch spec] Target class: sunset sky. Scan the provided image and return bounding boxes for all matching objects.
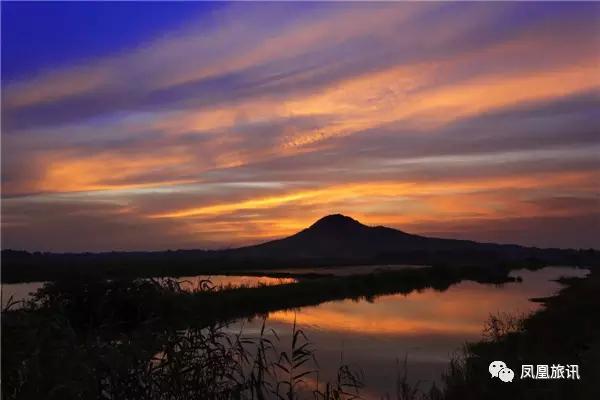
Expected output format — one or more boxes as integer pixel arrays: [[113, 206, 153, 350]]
[[2, 2, 599, 251]]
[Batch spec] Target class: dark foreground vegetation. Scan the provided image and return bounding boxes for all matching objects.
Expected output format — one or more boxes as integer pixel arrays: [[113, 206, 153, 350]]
[[438, 266, 600, 400], [5, 265, 518, 333], [2, 265, 599, 399], [3, 299, 363, 400]]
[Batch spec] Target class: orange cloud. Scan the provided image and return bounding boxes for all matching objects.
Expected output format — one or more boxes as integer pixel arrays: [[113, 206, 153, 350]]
[[3, 3, 599, 250], [150, 171, 595, 219], [34, 151, 196, 194]]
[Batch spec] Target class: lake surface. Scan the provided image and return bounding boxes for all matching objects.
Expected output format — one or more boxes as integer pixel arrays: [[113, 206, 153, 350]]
[[175, 274, 296, 291], [251, 264, 425, 276], [1, 275, 296, 308], [1, 266, 588, 398], [1, 281, 47, 308], [223, 266, 588, 399]]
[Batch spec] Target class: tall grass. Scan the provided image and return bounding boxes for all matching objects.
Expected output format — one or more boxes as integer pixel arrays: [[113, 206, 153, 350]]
[[2, 278, 364, 400], [4, 268, 597, 400]]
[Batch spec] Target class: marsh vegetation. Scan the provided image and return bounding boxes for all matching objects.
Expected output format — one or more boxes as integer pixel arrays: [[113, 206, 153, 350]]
[[3, 265, 598, 399]]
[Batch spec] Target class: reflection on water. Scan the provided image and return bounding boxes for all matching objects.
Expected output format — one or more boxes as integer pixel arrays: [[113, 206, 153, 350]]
[[251, 264, 425, 277], [1, 281, 46, 308], [226, 267, 588, 399], [0, 267, 589, 398], [175, 275, 296, 291], [1, 275, 296, 307]]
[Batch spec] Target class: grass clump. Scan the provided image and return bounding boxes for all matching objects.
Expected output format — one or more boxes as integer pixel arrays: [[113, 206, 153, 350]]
[[2, 279, 363, 400]]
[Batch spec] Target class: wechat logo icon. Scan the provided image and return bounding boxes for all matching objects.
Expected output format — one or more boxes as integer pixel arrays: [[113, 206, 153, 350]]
[[489, 361, 514, 383]]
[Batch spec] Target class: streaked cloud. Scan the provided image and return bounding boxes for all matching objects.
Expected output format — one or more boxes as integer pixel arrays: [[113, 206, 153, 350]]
[[2, 2, 599, 250]]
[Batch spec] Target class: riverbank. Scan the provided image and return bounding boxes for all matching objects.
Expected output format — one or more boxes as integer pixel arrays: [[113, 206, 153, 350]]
[[2, 265, 596, 399], [4, 264, 519, 334], [434, 266, 600, 399]]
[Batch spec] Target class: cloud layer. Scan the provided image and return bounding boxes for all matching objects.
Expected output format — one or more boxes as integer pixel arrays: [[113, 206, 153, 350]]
[[2, 2, 599, 251]]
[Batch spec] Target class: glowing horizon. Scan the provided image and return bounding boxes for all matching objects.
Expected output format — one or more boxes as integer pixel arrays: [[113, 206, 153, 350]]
[[2, 2, 599, 251]]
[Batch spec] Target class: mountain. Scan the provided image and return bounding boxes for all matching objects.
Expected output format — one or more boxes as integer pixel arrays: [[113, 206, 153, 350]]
[[2, 214, 598, 282], [230, 214, 425, 258], [227, 214, 517, 261]]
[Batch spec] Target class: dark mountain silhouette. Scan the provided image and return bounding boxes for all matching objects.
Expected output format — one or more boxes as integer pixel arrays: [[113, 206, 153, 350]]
[[2, 214, 599, 282], [230, 214, 436, 258], [227, 214, 526, 261]]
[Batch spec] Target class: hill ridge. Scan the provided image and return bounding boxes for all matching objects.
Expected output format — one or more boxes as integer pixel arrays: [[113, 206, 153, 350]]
[[3, 214, 599, 284]]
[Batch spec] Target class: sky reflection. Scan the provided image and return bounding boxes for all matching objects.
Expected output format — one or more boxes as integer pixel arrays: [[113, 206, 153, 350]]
[[229, 267, 589, 397]]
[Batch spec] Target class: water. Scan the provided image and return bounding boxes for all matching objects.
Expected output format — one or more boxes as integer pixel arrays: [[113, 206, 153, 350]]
[[224, 266, 588, 399], [1, 281, 46, 308], [1, 275, 296, 308], [1, 267, 588, 398], [251, 264, 425, 276], [175, 275, 296, 291]]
